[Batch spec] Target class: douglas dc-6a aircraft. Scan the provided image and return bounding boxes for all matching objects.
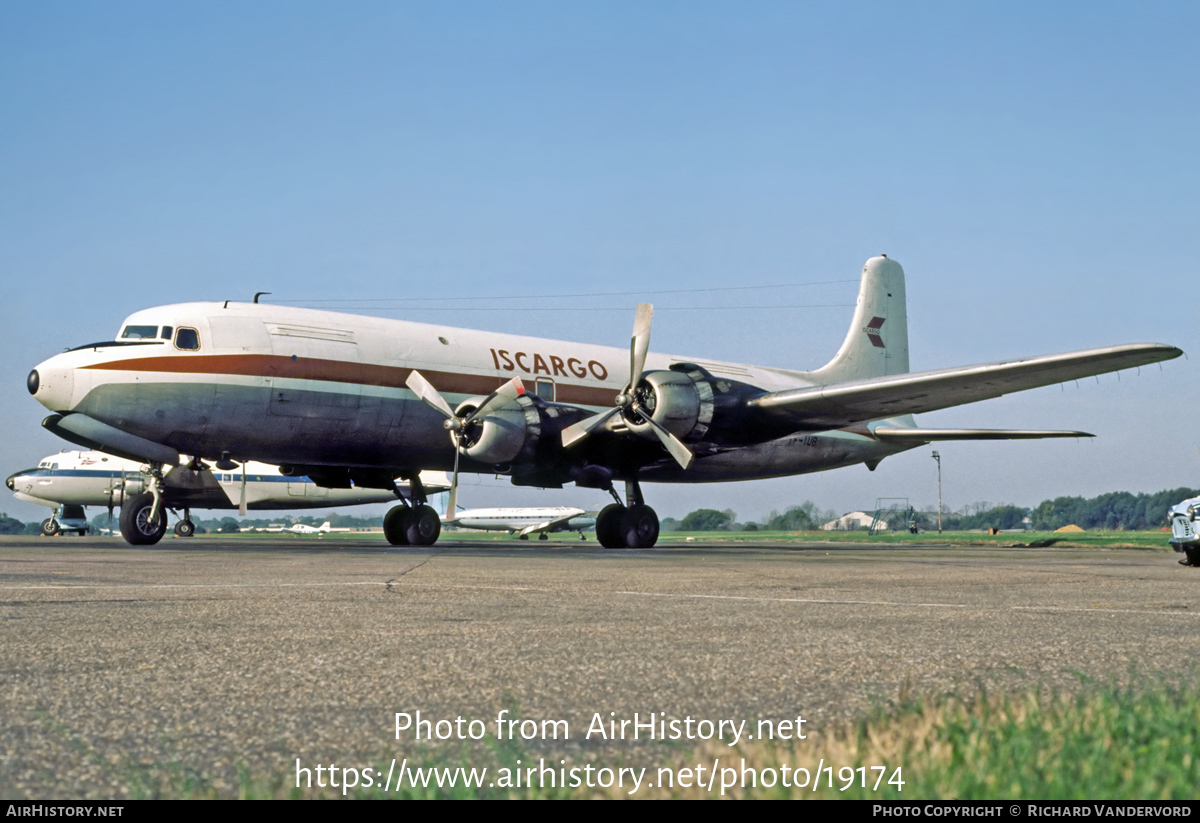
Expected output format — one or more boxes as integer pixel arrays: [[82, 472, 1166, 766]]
[[27, 256, 1181, 548], [7, 449, 449, 537]]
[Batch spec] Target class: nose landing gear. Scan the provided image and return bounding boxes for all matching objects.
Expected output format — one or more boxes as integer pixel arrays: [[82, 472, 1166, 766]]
[[119, 463, 167, 545], [120, 492, 167, 545]]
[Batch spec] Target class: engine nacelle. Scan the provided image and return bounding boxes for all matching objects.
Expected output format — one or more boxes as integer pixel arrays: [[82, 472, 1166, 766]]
[[626, 369, 714, 442], [453, 394, 543, 465], [111, 475, 145, 501]]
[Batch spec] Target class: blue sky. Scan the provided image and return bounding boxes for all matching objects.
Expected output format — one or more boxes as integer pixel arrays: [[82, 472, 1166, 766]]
[[2, 2, 1195, 524]]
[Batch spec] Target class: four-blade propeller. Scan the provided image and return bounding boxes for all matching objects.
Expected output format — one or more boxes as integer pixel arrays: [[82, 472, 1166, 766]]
[[559, 303, 695, 470]]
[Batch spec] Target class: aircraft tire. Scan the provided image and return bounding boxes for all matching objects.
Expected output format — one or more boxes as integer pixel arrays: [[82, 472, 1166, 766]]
[[119, 492, 167, 546], [174, 520, 195, 538], [383, 505, 411, 546], [595, 504, 627, 549], [40, 518, 60, 537], [621, 504, 660, 549], [406, 505, 441, 546]]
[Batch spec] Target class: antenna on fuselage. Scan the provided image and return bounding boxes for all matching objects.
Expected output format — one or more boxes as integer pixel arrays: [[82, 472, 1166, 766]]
[[254, 292, 271, 303]]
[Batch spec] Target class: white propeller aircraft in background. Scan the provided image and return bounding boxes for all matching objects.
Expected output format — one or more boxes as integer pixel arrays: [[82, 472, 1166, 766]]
[[7, 449, 448, 538], [286, 520, 353, 535], [443, 505, 598, 540], [26, 256, 1182, 548]]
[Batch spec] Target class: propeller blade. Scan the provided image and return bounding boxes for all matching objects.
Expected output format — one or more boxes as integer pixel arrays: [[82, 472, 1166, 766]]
[[633, 406, 695, 470], [238, 468, 247, 516], [629, 303, 653, 389], [561, 406, 622, 449], [405, 370, 457, 420], [446, 435, 460, 519], [465, 376, 526, 423]]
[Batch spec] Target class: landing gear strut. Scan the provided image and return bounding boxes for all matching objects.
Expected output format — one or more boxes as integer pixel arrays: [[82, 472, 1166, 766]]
[[596, 478, 660, 549], [383, 474, 441, 547]]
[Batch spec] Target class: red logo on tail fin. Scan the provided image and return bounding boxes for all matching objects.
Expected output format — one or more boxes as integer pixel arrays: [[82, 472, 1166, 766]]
[[863, 316, 886, 348]]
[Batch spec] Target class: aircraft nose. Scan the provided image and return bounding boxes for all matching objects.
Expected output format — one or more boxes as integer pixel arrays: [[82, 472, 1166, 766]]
[[28, 357, 76, 412], [5, 473, 15, 491]]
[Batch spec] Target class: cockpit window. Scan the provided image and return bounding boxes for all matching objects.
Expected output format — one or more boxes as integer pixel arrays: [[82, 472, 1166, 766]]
[[160, 326, 173, 340], [121, 325, 159, 339], [174, 327, 200, 351]]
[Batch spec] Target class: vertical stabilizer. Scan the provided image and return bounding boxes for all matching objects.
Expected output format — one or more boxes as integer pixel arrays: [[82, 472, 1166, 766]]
[[808, 255, 909, 382]]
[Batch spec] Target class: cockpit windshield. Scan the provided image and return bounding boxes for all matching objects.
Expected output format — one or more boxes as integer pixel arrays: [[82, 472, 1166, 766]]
[[120, 325, 159, 340]]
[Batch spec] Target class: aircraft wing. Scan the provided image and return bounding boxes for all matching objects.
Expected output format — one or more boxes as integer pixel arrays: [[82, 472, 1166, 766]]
[[516, 513, 579, 537], [749, 343, 1182, 431], [872, 427, 1092, 441]]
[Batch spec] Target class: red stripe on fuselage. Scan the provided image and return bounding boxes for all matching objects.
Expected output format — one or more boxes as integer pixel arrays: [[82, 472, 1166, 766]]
[[81, 354, 617, 407]]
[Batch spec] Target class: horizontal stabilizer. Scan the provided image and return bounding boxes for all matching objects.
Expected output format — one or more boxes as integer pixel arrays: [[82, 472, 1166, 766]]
[[873, 427, 1092, 441], [751, 343, 1181, 431]]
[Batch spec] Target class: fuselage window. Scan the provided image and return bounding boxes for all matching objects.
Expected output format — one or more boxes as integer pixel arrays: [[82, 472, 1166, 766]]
[[174, 327, 200, 351], [121, 325, 158, 340], [160, 326, 174, 340], [535, 378, 555, 401]]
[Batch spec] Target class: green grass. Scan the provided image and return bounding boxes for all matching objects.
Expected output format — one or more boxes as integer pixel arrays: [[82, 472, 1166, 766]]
[[64, 677, 1195, 799], [591, 677, 1200, 799], [655, 529, 1172, 549]]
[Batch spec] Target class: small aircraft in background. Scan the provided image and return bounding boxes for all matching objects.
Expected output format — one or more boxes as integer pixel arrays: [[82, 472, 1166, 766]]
[[286, 520, 353, 535], [443, 506, 598, 540], [6, 449, 448, 537]]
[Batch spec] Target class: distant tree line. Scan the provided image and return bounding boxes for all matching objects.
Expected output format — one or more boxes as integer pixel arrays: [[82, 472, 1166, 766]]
[[1027, 488, 1196, 531], [667, 487, 1199, 533]]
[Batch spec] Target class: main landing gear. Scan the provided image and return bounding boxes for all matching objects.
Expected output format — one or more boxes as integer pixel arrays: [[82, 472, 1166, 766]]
[[383, 474, 441, 547], [595, 478, 660, 549]]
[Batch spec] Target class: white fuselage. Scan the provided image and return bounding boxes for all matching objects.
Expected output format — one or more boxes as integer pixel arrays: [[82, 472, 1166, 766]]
[[7, 449, 446, 512], [448, 507, 596, 534], [28, 301, 907, 483]]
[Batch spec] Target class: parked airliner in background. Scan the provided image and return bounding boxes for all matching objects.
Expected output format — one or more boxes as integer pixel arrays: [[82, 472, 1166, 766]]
[[7, 449, 447, 537], [26, 255, 1182, 548], [444, 506, 598, 539]]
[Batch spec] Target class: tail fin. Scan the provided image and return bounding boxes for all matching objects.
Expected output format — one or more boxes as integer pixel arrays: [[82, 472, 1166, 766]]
[[807, 255, 909, 382]]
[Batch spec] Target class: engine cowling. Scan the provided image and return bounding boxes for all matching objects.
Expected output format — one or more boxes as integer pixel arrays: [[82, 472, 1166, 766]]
[[625, 368, 714, 443], [453, 394, 543, 465]]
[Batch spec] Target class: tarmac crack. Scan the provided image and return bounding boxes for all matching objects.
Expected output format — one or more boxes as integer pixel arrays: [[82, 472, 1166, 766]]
[[384, 552, 441, 591]]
